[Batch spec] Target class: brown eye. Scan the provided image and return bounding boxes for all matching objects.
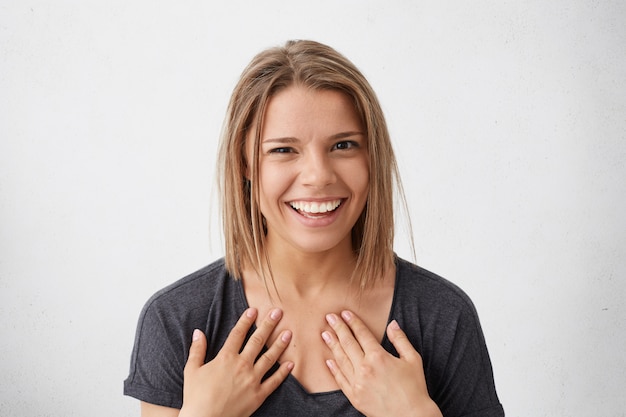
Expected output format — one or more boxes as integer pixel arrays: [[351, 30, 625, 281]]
[[333, 141, 358, 151], [269, 147, 294, 154]]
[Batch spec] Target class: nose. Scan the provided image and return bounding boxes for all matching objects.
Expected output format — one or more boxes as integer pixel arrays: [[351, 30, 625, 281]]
[[300, 152, 336, 187]]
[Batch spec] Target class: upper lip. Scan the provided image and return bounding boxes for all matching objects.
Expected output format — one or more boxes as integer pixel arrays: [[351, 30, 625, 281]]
[[287, 197, 345, 203]]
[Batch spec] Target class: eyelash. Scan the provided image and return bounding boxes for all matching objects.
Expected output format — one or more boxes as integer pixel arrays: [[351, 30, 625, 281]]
[[268, 147, 294, 154], [332, 140, 359, 150], [266, 140, 360, 154]]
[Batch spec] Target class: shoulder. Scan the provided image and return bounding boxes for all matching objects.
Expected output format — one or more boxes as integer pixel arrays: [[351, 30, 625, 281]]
[[124, 258, 238, 408], [135, 258, 237, 337], [391, 258, 504, 416], [394, 256, 478, 317], [143, 258, 230, 312], [391, 256, 487, 351]]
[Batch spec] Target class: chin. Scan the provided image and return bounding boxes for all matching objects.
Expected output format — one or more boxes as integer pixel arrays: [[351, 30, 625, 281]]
[[291, 236, 351, 255]]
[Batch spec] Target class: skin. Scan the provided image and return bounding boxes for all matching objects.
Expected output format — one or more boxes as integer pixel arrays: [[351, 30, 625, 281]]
[[241, 86, 387, 393], [141, 87, 442, 417], [254, 86, 370, 258]]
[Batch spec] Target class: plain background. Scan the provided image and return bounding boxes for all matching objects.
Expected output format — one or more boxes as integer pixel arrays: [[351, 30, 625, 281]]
[[1, 1, 625, 416]]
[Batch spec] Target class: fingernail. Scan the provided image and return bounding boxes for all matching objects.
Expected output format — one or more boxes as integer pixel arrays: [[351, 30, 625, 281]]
[[287, 362, 295, 371], [321, 331, 331, 343], [270, 308, 282, 321], [326, 313, 337, 325], [341, 310, 352, 321], [389, 320, 400, 330], [246, 308, 256, 318], [192, 329, 201, 342], [281, 330, 292, 343]]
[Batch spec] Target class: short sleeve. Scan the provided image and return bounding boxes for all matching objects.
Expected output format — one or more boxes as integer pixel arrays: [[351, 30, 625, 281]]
[[430, 299, 504, 417], [123, 293, 190, 409], [391, 259, 504, 417], [123, 260, 238, 409]]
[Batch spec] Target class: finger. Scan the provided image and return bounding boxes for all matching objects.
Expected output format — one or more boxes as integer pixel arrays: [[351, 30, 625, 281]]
[[254, 330, 292, 376], [322, 329, 354, 377], [325, 313, 364, 359], [240, 308, 283, 361], [184, 329, 207, 373], [340, 310, 381, 352], [386, 320, 420, 361], [325, 358, 351, 393], [259, 360, 294, 398], [221, 308, 258, 353]]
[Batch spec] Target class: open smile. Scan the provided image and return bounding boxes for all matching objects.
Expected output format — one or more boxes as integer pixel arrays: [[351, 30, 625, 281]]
[[288, 199, 343, 218]]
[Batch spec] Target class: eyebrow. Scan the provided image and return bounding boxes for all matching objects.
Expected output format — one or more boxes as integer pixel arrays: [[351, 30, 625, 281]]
[[262, 131, 365, 144], [330, 131, 365, 140], [262, 137, 299, 144]]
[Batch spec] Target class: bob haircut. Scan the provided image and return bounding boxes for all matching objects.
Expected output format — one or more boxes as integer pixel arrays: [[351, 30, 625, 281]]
[[218, 39, 407, 290]]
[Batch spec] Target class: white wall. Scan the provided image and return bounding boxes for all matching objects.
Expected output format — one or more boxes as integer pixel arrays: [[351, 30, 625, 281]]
[[1, 1, 625, 416]]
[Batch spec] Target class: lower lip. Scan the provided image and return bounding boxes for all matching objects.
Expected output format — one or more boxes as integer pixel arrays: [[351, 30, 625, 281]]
[[287, 201, 344, 227]]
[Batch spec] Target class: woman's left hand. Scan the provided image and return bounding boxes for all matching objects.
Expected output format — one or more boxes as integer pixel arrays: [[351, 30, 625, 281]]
[[322, 311, 442, 417]]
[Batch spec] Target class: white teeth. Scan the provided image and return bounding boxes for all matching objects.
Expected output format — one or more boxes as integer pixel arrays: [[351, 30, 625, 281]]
[[290, 200, 341, 214]]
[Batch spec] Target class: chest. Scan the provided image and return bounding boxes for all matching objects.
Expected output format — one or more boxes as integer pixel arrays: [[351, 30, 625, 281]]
[[257, 295, 393, 393], [272, 311, 341, 392]]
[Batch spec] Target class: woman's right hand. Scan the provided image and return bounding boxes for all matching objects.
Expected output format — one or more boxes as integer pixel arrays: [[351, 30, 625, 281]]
[[178, 308, 293, 417]]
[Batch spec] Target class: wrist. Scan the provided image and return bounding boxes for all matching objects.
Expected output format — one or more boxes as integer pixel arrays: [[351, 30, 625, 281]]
[[418, 400, 442, 417], [393, 400, 441, 417], [178, 406, 217, 417]]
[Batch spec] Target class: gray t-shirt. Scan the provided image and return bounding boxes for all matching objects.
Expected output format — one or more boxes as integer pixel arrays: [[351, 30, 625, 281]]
[[124, 257, 504, 416]]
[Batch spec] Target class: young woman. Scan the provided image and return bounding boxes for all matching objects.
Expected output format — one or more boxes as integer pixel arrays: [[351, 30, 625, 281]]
[[124, 40, 504, 417]]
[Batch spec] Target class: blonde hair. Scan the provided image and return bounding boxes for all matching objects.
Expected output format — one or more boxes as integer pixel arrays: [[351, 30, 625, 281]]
[[218, 40, 406, 290]]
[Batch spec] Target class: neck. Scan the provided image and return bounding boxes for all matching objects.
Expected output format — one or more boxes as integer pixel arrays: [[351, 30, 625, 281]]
[[259, 240, 358, 300]]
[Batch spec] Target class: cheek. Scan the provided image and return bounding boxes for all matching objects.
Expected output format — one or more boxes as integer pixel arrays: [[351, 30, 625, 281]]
[[352, 159, 370, 196], [258, 165, 291, 206]]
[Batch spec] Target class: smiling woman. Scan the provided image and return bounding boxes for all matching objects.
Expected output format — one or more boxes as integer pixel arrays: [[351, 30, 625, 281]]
[[123, 40, 505, 417], [252, 87, 369, 257], [220, 40, 397, 294]]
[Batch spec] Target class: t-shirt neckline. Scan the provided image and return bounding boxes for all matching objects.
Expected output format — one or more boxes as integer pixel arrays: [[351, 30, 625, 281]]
[[232, 257, 402, 396]]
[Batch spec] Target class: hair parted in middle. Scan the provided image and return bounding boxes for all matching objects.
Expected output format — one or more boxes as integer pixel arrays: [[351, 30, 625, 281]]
[[218, 39, 408, 291]]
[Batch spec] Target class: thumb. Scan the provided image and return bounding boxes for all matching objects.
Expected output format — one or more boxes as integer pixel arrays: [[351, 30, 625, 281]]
[[185, 329, 207, 371]]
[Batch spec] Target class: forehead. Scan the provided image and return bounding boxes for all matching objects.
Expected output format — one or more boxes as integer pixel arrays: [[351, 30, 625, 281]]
[[260, 86, 363, 139]]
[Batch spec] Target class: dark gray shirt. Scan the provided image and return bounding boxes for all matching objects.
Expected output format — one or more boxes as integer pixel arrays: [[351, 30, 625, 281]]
[[124, 257, 504, 416]]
